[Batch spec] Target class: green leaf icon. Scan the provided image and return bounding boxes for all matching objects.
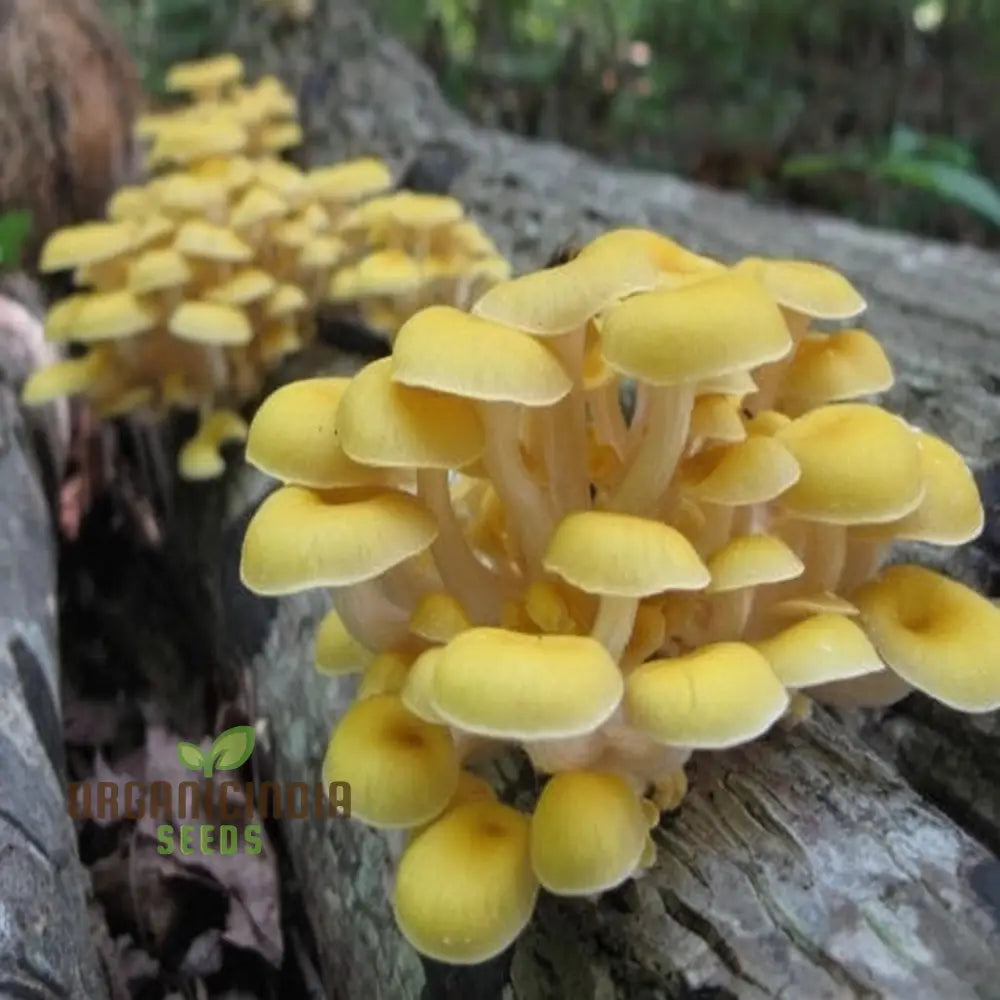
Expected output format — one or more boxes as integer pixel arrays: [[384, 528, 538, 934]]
[[177, 742, 206, 772], [208, 725, 255, 777]]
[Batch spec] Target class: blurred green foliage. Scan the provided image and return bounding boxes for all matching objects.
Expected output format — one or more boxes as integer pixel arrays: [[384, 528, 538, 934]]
[[0, 212, 32, 273], [98, 0, 1000, 244], [101, 0, 232, 94], [372, 0, 1000, 244]]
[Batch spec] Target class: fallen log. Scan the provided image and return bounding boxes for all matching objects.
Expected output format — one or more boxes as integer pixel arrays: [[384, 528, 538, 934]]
[[0, 288, 109, 999], [164, 0, 1000, 994]]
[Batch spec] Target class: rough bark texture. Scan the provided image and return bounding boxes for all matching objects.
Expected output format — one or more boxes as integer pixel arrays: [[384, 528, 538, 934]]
[[201, 1, 1000, 997], [0, 292, 109, 1000]]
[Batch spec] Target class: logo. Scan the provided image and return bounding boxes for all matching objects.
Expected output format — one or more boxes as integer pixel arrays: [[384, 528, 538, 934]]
[[68, 725, 350, 857]]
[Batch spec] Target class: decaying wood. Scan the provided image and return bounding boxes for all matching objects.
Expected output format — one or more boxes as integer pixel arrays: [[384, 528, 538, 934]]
[[190, 0, 1000, 996], [0, 293, 108, 1000]]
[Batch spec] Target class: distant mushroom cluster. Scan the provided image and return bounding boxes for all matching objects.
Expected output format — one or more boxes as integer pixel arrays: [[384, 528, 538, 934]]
[[240, 228, 1000, 963], [21, 54, 507, 479]]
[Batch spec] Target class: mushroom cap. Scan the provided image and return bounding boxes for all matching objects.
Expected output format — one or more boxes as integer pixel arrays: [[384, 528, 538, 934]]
[[358, 651, 413, 699], [860, 431, 984, 545], [392, 305, 573, 407], [299, 235, 346, 270], [128, 248, 192, 294], [431, 628, 623, 739], [106, 186, 151, 220], [679, 436, 801, 506], [260, 121, 304, 153], [852, 564, 1000, 712], [39, 222, 134, 272], [307, 158, 393, 202], [21, 353, 107, 404], [149, 118, 248, 166], [543, 511, 710, 597], [767, 591, 859, 620], [400, 647, 447, 723], [239, 485, 438, 595], [689, 395, 747, 446], [322, 694, 459, 827], [409, 592, 472, 643], [165, 53, 244, 93], [393, 800, 538, 964], [265, 283, 309, 318], [314, 606, 372, 675], [625, 642, 789, 748], [352, 249, 423, 296], [599, 270, 792, 385], [178, 437, 226, 480], [337, 357, 486, 469], [246, 377, 398, 489], [174, 220, 253, 262], [705, 534, 804, 593], [389, 192, 465, 229], [153, 173, 228, 214], [774, 404, 924, 524], [736, 257, 866, 319], [529, 770, 649, 895], [255, 158, 308, 202], [777, 329, 894, 412], [581, 227, 722, 276], [68, 291, 157, 342], [230, 184, 288, 228], [169, 301, 252, 346], [205, 268, 277, 306], [752, 613, 883, 688]]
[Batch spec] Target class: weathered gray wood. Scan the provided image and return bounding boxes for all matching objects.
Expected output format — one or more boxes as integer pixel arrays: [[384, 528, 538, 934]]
[[212, 1, 1000, 995], [0, 292, 109, 1000]]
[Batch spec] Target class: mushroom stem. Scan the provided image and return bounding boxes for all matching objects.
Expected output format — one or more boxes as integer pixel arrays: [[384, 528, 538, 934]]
[[380, 556, 439, 611], [608, 383, 694, 515], [333, 578, 411, 650], [587, 380, 628, 458], [805, 522, 846, 593], [590, 595, 639, 662], [542, 326, 589, 516], [745, 307, 809, 413], [840, 535, 889, 593], [480, 402, 554, 573], [416, 468, 507, 624]]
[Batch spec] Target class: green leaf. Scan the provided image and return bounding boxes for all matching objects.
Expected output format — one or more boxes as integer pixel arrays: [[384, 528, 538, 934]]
[[209, 725, 256, 772], [874, 158, 1000, 226], [0, 211, 32, 271], [177, 742, 205, 772]]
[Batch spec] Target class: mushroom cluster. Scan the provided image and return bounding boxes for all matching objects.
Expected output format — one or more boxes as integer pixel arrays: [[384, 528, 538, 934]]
[[326, 190, 510, 340], [239, 226, 1000, 964], [18, 57, 405, 477]]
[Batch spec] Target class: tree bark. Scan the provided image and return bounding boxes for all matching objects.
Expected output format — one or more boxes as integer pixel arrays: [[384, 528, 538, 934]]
[[180, 0, 1000, 995], [0, 289, 109, 1000]]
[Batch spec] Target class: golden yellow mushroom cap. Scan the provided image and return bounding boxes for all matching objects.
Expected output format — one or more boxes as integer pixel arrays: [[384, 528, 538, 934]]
[[69, 291, 158, 342], [860, 431, 984, 545], [852, 564, 1000, 712], [322, 694, 459, 827], [706, 534, 804, 593], [777, 329, 894, 412], [128, 248, 192, 295], [529, 770, 649, 895], [543, 510, 710, 597], [392, 305, 572, 406], [737, 257, 866, 320], [39, 222, 134, 273], [240, 485, 438, 594], [307, 157, 393, 202], [775, 404, 924, 524], [230, 184, 288, 228], [409, 592, 472, 644], [165, 53, 244, 94], [358, 651, 413, 699], [753, 613, 883, 688], [21, 353, 107, 405], [314, 606, 372, 675], [625, 642, 789, 748], [599, 270, 792, 385], [393, 800, 538, 964], [169, 301, 252, 346], [679, 436, 801, 506], [689, 394, 747, 445], [205, 268, 277, 306], [431, 628, 624, 739], [246, 377, 396, 489], [174, 220, 253, 262], [400, 647, 447, 724], [337, 357, 486, 469]]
